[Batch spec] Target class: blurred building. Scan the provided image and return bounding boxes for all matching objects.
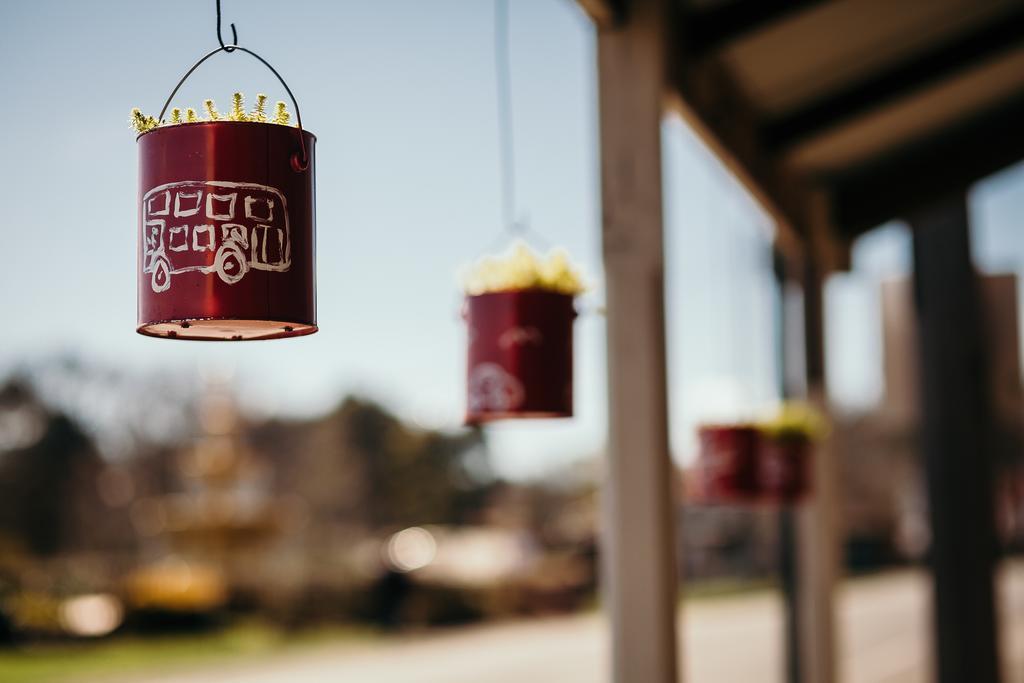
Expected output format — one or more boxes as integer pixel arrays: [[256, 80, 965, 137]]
[[834, 273, 1024, 566], [126, 380, 304, 617]]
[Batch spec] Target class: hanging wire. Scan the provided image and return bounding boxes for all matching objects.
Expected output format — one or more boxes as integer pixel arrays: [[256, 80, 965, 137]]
[[216, 0, 239, 52], [494, 0, 519, 236], [489, 0, 554, 253]]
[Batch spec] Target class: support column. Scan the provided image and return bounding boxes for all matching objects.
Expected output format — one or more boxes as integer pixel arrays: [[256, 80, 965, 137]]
[[795, 258, 839, 683], [773, 250, 806, 683], [780, 192, 840, 683], [910, 194, 1000, 683], [778, 506, 801, 683], [597, 1, 679, 681]]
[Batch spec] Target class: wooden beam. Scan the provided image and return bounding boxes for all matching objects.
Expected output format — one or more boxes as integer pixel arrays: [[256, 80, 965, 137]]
[[764, 7, 1024, 151], [909, 194, 1000, 683], [667, 54, 809, 273], [597, 0, 679, 681], [778, 506, 801, 683], [831, 93, 1024, 237], [682, 0, 827, 56], [665, 91, 806, 273], [772, 250, 805, 683], [794, 204, 839, 683], [772, 237, 841, 683], [576, 0, 628, 28]]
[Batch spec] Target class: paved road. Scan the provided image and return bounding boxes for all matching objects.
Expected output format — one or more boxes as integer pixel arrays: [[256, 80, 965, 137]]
[[120, 562, 1024, 683]]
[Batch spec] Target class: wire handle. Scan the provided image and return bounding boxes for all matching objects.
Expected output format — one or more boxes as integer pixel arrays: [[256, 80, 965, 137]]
[[156, 45, 310, 172]]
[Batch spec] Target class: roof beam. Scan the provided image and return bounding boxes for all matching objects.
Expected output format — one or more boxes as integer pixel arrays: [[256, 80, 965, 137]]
[[576, 0, 628, 28], [831, 93, 1024, 236], [681, 0, 827, 55], [668, 50, 812, 269], [764, 7, 1024, 151]]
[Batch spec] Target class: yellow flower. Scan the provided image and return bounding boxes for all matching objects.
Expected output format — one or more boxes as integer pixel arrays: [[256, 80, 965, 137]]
[[272, 101, 290, 126], [128, 93, 296, 135], [128, 108, 153, 134], [758, 402, 829, 441], [229, 92, 247, 121], [203, 99, 221, 121], [463, 241, 586, 296], [251, 93, 268, 122]]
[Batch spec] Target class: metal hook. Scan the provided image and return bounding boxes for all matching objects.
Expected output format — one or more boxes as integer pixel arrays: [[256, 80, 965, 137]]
[[216, 0, 238, 52]]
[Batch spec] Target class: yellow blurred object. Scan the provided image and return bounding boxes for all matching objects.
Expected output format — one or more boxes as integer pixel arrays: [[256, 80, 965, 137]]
[[6, 591, 62, 634], [758, 401, 829, 440], [464, 241, 587, 296], [125, 558, 228, 612]]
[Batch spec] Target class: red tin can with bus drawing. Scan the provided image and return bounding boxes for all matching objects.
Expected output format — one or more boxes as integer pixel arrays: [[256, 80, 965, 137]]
[[137, 121, 316, 340]]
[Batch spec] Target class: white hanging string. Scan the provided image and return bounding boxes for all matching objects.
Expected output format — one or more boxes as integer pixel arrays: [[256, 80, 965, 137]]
[[486, 0, 555, 253], [494, 0, 519, 236]]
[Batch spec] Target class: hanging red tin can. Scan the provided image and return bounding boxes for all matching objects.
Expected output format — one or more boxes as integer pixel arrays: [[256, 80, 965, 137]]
[[465, 289, 575, 422], [696, 424, 760, 503], [136, 46, 317, 341], [757, 435, 811, 504]]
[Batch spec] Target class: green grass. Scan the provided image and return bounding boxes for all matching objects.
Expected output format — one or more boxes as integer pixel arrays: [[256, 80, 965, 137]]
[[0, 576, 816, 683], [0, 623, 373, 683]]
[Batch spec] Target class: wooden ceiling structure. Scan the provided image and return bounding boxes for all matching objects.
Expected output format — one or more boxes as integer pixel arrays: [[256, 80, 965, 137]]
[[577, 1, 1021, 682], [584, 0, 1024, 262]]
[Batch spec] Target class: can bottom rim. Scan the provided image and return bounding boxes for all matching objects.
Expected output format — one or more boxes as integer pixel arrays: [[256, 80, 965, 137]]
[[465, 410, 573, 425], [688, 495, 808, 508], [138, 318, 317, 341]]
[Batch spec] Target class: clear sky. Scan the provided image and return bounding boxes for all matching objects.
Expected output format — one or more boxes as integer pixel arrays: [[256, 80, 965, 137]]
[[2, 0, 1021, 478]]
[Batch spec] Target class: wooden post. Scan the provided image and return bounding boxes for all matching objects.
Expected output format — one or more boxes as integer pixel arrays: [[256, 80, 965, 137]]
[[596, 1, 679, 682], [773, 192, 840, 683], [773, 250, 804, 683], [778, 506, 801, 683], [795, 257, 839, 683], [910, 194, 1000, 683], [774, 249, 838, 683]]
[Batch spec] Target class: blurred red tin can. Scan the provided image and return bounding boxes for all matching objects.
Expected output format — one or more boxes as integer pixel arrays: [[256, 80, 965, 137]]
[[696, 425, 760, 502], [137, 121, 317, 340], [465, 289, 575, 422], [757, 436, 811, 503]]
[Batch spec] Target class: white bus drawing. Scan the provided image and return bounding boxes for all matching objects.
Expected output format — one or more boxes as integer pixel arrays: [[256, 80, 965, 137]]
[[468, 362, 525, 413], [142, 181, 292, 293]]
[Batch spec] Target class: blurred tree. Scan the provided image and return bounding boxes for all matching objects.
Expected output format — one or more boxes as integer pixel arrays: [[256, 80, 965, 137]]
[[0, 379, 105, 556], [252, 397, 493, 532], [342, 398, 490, 527]]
